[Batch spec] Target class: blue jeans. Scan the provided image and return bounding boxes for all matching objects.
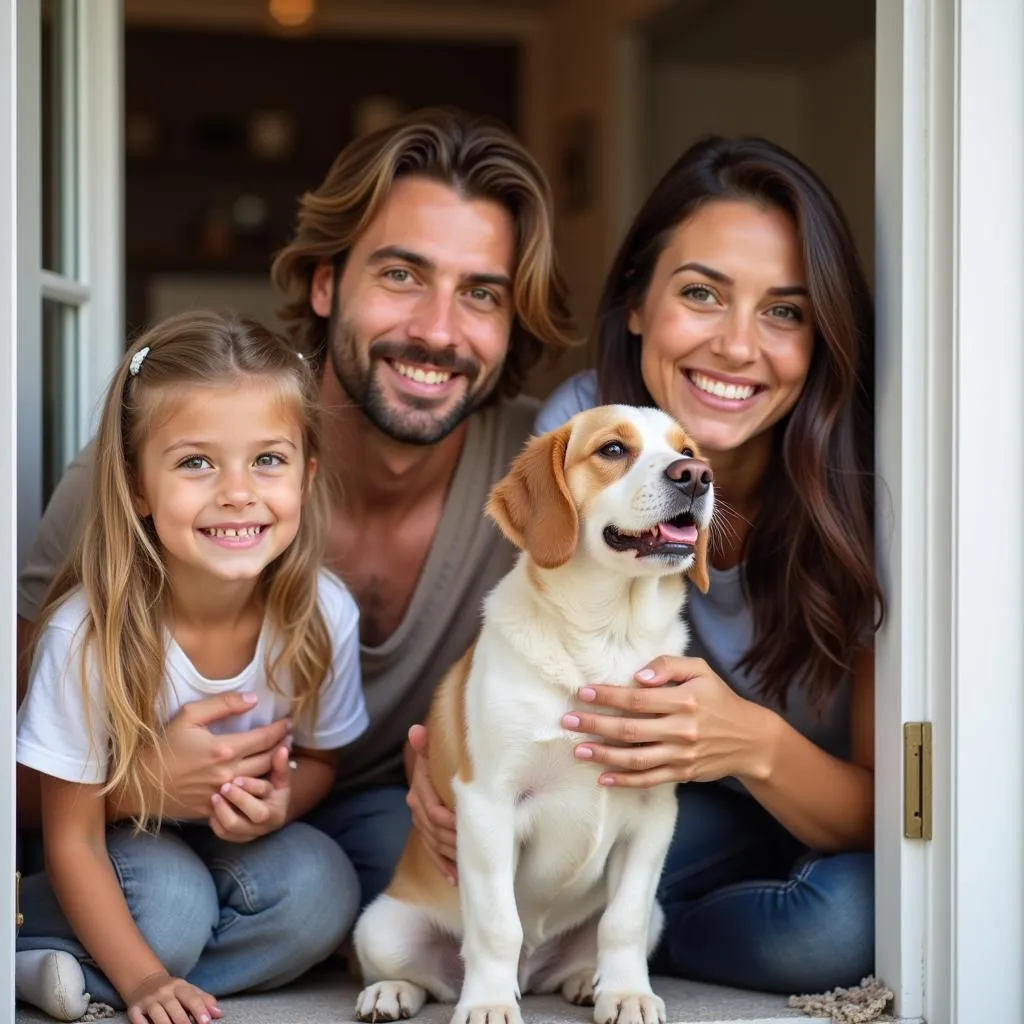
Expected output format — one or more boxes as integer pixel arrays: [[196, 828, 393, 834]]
[[652, 783, 874, 994], [303, 785, 412, 910], [17, 821, 358, 1008]]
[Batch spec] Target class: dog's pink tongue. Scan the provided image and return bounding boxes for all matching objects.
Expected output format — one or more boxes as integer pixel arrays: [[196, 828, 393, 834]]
[[658, 521, 698, 545]]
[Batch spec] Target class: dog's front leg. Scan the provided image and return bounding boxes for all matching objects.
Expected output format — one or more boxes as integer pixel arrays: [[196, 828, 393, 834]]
[[592, 801, 676, 1024], [451, 779, 523, 1024]]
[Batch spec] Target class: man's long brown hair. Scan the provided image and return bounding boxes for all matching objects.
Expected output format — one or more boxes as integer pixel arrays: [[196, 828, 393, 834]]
[[271, 107, 576, 397], [596, 135, 884, 708]]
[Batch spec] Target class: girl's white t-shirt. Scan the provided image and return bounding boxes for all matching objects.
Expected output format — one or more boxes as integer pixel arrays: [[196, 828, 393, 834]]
[[16, 569, 369, 785]]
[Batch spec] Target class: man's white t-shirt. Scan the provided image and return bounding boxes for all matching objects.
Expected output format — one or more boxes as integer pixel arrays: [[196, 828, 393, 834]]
[[17, 569, 369, 785]]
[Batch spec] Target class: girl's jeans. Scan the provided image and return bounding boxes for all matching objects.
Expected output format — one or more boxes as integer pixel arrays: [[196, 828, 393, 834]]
[[17, 821, 358, 1008], [652, 782, 874, 994]]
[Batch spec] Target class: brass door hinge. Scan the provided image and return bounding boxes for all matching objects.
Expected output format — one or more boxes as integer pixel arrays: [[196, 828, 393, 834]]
[[15, 870, 23, 929], [904, 722, 933, 839]]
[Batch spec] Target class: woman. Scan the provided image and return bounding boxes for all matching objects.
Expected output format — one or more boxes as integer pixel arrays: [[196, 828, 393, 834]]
[[409, 135, 883, 995]]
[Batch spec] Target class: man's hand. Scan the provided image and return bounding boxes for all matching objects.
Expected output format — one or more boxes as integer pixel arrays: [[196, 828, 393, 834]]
[[405, 724, 458, 883], [208, 745, 292, 842], [107, 693, 290, 823]]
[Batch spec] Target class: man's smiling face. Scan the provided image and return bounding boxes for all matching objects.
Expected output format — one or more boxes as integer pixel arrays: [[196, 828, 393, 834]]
[[310, 176, 517, 445]]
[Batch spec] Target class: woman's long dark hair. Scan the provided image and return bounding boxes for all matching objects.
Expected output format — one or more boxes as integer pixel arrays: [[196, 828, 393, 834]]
[[597, 135, 884, 708]]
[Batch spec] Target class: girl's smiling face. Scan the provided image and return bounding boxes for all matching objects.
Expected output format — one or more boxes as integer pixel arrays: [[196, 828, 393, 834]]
[[628, 199, 815, 461], [132, 380, 311, 594]]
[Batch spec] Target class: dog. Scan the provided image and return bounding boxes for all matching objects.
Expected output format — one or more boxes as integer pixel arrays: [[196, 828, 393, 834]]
[[353, 405, 714, 1024]]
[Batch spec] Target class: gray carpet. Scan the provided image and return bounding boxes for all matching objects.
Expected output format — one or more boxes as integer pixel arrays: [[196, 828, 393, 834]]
[[14, 972, 826, 1023]]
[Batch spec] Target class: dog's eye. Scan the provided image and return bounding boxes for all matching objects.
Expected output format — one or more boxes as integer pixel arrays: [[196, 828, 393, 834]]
[[598, 441, 628, 459], [681, 447, 694, 458]]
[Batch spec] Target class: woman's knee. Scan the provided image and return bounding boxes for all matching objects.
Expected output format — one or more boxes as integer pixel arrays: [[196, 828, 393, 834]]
[[771, 852, 875, 993], [655, 850, 874, 994], [107, 828, 218, 977]]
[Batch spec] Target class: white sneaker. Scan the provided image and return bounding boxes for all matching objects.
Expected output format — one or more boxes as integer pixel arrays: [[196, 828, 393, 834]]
[[15, 949, 91, 1021]]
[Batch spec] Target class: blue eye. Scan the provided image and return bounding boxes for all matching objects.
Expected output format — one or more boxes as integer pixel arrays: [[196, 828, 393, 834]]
[[254, 453, 285, 468], [178, 455, 210, 471]]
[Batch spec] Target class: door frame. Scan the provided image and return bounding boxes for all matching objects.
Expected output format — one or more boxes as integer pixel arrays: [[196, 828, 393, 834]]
[[2, 0, 24, 1003], [876, 0, 1024, 1019]]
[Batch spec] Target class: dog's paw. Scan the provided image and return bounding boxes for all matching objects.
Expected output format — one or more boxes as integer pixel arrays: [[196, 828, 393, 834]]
[[450, 1002, 524, 1024], [560, 969, 596, 1006], [593, 991, 666, 1024], [355, 980, 428, 1022]]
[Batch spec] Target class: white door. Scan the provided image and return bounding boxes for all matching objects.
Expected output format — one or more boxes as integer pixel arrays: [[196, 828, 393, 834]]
[[3, 0, 122, 1011], [875, 0, 1024, 1020]]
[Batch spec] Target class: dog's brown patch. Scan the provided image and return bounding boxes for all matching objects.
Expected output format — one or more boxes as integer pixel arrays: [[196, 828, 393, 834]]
[[565, 417, 643, 497], [428, 643, 475, 790], [487, 424, 578, 569], [384, 644, 475, 911]]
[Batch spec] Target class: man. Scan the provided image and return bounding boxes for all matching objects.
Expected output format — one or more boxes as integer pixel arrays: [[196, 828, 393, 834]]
[[17, 108, 575, 906]]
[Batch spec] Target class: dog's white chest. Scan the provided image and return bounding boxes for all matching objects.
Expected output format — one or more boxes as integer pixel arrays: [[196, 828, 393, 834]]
[[468, 720, 675, 949], [511, 748, 644, 901]]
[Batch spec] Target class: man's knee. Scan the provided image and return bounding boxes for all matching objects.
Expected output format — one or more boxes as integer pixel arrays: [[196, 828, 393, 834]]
[[304, 786, 412, 908], [107, 828, 218, 977]]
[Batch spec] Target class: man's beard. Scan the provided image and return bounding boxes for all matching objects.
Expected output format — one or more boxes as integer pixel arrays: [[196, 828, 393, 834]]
[[329, 322, 501, 446]]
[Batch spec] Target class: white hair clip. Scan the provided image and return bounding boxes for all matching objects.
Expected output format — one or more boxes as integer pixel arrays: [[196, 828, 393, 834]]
[[129, 346, 150, 376], [296, 351, 305, 361]]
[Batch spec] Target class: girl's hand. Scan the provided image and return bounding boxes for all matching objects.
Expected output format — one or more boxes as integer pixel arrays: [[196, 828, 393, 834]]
[[125, 970, 221, 1024], [405, 724, 458, 884], [208, 744, 291, 842], [108, 692, 291, 822], [560, 656, 778, 788]]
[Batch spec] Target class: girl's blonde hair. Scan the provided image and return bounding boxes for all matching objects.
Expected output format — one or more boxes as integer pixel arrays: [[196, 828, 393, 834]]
[[34, 310, 331, 827]]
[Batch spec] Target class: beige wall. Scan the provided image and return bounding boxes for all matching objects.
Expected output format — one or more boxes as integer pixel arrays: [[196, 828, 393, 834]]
[[524, 0, 672, 398], [803, 37, 875, 276], [644, 63, 808, 188], [529, 2, 875, 399], [642, 38, 874, 273]]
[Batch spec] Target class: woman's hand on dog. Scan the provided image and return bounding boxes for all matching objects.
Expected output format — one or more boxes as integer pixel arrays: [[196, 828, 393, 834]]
[[406, 724, 459, 884], [560, 656, 780, 788]]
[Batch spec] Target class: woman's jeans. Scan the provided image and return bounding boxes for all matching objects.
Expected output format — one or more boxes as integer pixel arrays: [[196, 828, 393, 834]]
[[17, 821, 358, 1008], [652, 782, 874, 994]]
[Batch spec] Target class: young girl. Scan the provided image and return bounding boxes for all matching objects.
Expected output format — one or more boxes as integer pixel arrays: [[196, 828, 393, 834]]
[[15, 311, 369, 1023], [409, 135, 883, 996]]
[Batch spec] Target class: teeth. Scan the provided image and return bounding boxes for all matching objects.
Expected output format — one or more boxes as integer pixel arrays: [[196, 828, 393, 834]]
[[690, 371, 756, 401], [204, 526, 263, 538], [617, 526, 659, 539], [394, 361, 451, 385]]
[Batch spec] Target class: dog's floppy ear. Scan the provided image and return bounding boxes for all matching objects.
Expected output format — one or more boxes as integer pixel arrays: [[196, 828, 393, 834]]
[[688, 526, 710, 594], [487, 424, 578, 569]]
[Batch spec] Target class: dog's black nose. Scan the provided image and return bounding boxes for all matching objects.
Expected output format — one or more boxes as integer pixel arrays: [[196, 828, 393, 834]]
[[665, 458, 713, 499]]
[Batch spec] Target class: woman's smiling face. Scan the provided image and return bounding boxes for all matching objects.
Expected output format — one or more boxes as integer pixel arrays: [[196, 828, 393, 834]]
[[628, 199, 815, 460]]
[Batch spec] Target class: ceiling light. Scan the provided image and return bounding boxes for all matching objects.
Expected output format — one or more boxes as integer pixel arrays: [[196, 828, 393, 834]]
[[268, 0, 314, 29]]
